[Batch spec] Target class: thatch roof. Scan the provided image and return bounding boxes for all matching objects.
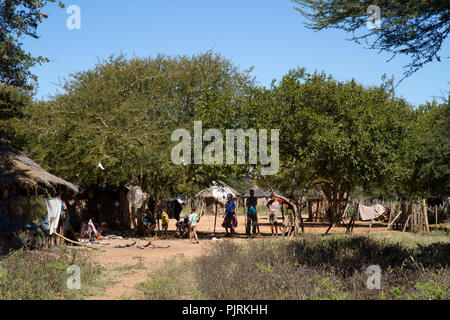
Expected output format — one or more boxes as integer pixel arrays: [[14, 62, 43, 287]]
[[196, 181, 241, 204], [0, 144, 79, 197], [264, 189, 283, 197], [243, 185, 268, 198]]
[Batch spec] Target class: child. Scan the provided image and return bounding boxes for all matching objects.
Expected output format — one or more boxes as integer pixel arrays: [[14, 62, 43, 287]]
[[161, 206, 169, 239], [283, 201, 295, 238], [189, 207, 199, 244], [143, 210, 156, 237]]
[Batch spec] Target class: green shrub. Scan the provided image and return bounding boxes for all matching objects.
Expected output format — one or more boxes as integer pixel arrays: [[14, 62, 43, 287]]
[[192, 236, 450, 300], [135, 255, 205, 300], [0, 248, 102, 300]]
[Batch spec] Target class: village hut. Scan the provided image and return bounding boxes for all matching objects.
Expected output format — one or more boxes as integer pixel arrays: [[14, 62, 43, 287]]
[[242, 185, 271, 214], [0, 144, 78, 198], [243, 185, 268, 198], [0, 144, 79, 251], [195, 181, 240, 216]]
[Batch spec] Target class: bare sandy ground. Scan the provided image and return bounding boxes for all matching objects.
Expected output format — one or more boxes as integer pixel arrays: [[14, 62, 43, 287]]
[[87, 215, 392, 300]]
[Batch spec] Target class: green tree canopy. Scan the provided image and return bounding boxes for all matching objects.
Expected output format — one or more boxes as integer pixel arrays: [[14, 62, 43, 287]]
[[0, 84, 31, 145], [19, 52, 255, 222], [407, 98, 450, 198], [246, 68, 415, 232], [0, 0, 64, 88]]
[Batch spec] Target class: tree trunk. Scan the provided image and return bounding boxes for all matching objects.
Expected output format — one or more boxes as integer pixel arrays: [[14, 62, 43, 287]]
[[324, 185, 348, 235]]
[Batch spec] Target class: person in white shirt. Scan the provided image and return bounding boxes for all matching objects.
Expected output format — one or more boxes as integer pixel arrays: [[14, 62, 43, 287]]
[[266, 194, 280, 237]]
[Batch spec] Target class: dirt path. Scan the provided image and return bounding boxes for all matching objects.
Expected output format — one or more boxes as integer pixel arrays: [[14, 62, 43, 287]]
[[88, 238, 207, 300], [87, 215, 391, 300]]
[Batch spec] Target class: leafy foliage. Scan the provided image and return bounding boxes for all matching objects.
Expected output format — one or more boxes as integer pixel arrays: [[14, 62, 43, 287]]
[[245, 68, 415, 227], [0, 84, 31, 146], [0, 0, 64, 88], [408, 97, 450, 197], [293, 0, 450, 79], [19, 52, 255, 223]]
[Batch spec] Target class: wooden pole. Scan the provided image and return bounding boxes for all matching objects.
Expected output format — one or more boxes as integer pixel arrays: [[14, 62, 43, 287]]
[[244, 198, 247, 228], [368, 219, 374, 233], [413, 206, 418, 232], [351, 204, 357, 233], [213, 202, 218, 235], [385, 210, 402, 231], [54, 232, 100, 250], [402, 215, 411, 232], [422, 199, 429, 233], [435, 205, 438, 230]]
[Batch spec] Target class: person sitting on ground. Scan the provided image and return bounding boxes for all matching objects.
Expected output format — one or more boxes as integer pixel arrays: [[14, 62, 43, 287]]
[[266, 194, 281, 237], [189, 207, 199, 244], [176, 214, 190, 237], [283, 201, 295, 238], [222, 194, 237, 237], [143, 209, 156, 237], [161, 206, 170, 239]]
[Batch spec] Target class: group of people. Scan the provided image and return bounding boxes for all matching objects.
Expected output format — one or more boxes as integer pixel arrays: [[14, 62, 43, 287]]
[[143, 199, 200, 244], [224, 190, 296, 238], [142, 191, 297, 242]]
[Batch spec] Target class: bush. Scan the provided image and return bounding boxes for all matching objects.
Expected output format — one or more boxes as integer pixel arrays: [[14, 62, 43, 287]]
[[192, 236, 449, 300], [0, 248, 102, 300], [135, 255, 207, 300]]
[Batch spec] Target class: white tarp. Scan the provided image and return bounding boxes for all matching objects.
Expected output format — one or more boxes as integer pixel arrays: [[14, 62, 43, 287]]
[[127, 186, 144, 208], [358, 204, 386, 221], [45, 197, 62, 235]]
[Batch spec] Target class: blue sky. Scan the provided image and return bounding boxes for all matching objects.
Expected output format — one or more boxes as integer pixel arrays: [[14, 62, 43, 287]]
[[23, 0, 449, 106]]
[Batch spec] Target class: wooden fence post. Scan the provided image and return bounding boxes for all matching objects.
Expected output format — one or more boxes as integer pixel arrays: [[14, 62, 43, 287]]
[[435, 205, 438, 230], [422, 199, 429, 233]]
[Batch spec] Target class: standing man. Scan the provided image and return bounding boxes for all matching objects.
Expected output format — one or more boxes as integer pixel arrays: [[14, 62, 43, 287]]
[[266, 194, 281, 237], [246, 190, 258, 237]]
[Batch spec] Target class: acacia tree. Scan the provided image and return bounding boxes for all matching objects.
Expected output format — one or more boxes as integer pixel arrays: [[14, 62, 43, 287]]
[[0, 84, 31, 145], [1, 0, 64, 148], [247, 68, 414, 233], [293, 0, 450, 78], [20, 52, 255, 234], [407, 98, 450, 198], [1, 0, 64, 88]]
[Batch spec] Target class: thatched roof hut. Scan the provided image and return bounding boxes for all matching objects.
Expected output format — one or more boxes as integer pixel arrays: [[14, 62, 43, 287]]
[[196, 181, 240, 201], [0, 144, 78, 198], [243, 185, 268, 198], [195, 181, 240, 215], [264, 189, 283, 197]]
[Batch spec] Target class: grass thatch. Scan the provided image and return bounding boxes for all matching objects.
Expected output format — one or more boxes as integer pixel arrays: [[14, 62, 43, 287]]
[[195, 180, 241, 199], [0, 144, 78, 198]]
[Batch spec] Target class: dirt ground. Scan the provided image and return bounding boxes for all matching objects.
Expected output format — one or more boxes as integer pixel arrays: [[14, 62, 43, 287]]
[[87, 214, 393, 300]]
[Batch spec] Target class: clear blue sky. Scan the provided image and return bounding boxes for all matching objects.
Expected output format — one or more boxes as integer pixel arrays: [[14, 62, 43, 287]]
[[23, 0, 449, 106]]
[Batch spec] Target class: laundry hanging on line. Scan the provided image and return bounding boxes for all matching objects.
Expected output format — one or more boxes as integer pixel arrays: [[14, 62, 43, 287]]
[[358, 204, 387, 221]]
